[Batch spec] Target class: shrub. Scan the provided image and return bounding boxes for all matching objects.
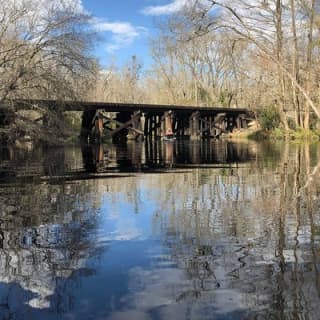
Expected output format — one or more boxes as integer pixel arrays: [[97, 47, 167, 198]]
[[258, 106, 280, 130]]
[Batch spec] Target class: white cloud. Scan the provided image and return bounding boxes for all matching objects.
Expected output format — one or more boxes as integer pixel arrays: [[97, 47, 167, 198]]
[[93, 20, 147, 53], [142, 0, 189, 16], [95, 21, 140, 35]]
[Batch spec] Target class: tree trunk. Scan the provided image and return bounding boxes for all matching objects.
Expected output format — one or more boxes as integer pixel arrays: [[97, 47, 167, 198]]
[[290, 0, 301, 128], [304, 0, 315, 130], [276, 0, 289, 130]]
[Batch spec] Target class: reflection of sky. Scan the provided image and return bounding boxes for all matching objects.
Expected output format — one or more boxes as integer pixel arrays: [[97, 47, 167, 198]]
[[0, 175, 170, 319], [99, 181, 159, 241], [75, 175, 253, 320], [72, 240, 165, 319], [1, 144, 320, 320], [0, 169, 281, 320]]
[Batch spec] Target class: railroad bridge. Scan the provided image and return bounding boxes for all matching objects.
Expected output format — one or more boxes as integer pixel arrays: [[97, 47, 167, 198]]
[[15, 100, 255, 141]]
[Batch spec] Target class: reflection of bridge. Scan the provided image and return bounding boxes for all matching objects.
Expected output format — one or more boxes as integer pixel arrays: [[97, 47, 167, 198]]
[[16, 100, 255, 141], [82, 140, 257, 173], [0, 140, 257, 184]]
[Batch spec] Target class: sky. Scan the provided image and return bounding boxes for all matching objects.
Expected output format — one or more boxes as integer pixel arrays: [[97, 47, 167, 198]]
[[81, 0, 189, 68]]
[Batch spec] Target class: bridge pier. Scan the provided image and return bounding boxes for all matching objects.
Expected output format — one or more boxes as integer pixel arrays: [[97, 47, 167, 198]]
[[80, 110, 97, 142], [127, 111, 144, 140], [144, 114, 163, 139], [94, 112, 104, 142], [164, 111, 174, 138], [212, 113, 226, 138], [79, 106, 253, 143], [156, 115, 162, 138], [175, 115, 189, 138], [190, 112, 200, 140]]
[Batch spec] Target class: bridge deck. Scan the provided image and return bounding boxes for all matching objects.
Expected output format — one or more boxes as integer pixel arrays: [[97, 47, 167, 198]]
[[15, 99, 252, 115], [12, 99, 255, 141]]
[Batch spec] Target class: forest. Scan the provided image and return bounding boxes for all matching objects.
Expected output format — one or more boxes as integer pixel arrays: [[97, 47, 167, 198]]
[[1, 0, 320, 143]]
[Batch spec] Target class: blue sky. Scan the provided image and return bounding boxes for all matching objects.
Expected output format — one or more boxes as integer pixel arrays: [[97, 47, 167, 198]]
[[81, 0, 189, 68]]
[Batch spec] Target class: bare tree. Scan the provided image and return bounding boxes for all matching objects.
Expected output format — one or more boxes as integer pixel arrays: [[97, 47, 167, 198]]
[[289, 0, 301, 127], [148, 0, 320, 131], [0, 0, 97, 104], [302, 0, 316, 129]]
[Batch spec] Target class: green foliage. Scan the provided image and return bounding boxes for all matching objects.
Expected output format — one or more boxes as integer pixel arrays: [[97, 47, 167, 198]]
[[63, 112, 82, 131], [273, 128, 286, 139], [310, 113, 319, 131], [287, 117, 297, 131], [219, 91, 226, 106], [258, 106, 280, 130], [247, 130, 269, 140], [289, 129, 320, 141], [198, 87, 214, 105]]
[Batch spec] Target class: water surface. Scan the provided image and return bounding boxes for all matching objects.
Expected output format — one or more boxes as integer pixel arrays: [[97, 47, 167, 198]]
[[0, 140, 319, 319]]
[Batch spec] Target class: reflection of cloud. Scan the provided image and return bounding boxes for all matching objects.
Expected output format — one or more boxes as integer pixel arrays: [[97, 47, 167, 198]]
[[107, 310, 151, 320], [28, 297, 51, 309], [93, 19, 147, 53], [101, 199, 152, 241], [0, 223, 93, 311], [101, 215, 142, 241], [116, 265, 247, 319]]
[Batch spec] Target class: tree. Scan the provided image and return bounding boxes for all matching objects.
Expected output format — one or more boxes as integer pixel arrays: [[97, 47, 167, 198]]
[[302, 0, 316, 129], [146, 0, 320, 131], [0, 0, 97, 104], [289, 0, 301, 127]]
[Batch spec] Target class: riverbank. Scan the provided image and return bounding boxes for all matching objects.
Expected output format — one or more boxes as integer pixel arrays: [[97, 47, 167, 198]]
[[227, 127, 320, 142], [0, 108, 82, 148], [258, 129, 319, 141]]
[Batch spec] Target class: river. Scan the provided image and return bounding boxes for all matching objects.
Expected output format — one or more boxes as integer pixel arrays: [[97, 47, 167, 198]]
[[0, 139, 319, 319]]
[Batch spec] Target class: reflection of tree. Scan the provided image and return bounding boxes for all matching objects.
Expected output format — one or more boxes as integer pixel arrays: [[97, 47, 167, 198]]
[[0, 178, 102, 314], [2, 141, 320, 318], [139, 142, 320, 319]]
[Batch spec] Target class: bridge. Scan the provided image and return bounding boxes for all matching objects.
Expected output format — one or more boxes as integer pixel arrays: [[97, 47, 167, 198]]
[[14, 99, 255, 141]]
